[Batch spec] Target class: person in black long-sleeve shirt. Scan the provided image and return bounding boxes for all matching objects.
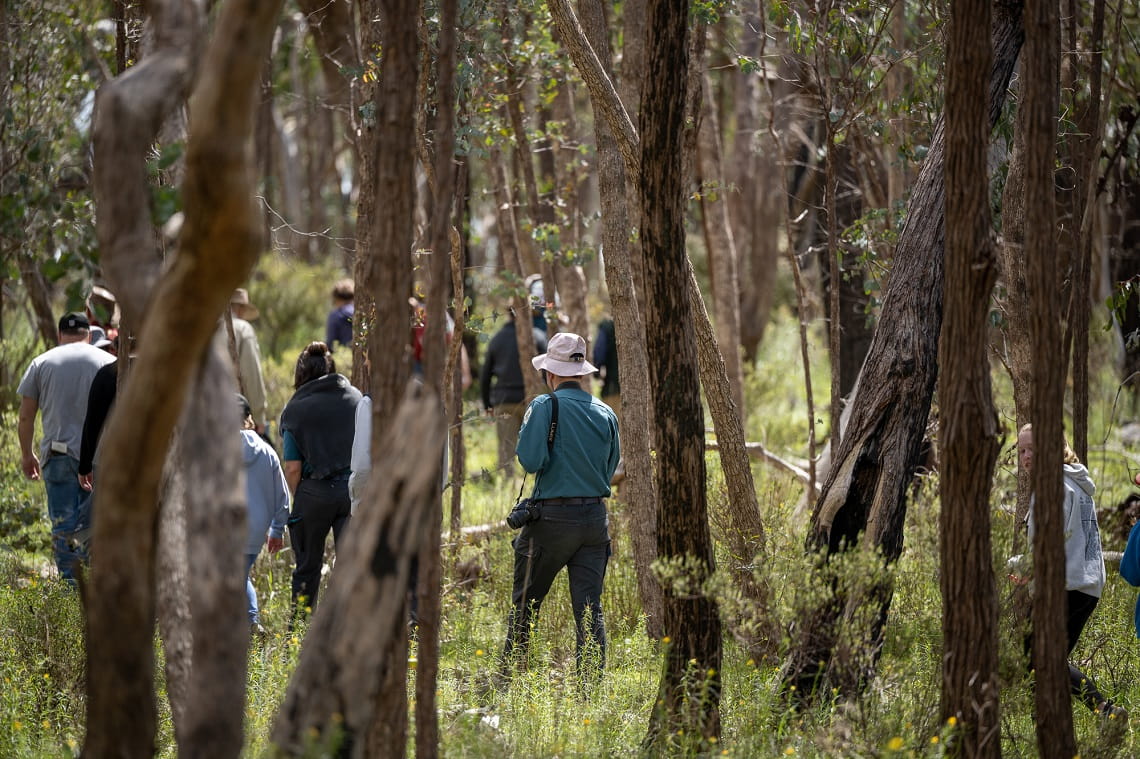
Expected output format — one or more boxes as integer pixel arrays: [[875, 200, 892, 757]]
[[480, 312, 547, 469], [78, 359, 119, 492]]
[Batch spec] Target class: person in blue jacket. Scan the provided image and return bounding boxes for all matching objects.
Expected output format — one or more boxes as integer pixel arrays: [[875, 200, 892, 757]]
[[237, 393, 289, 634], [499, 332, 620, 680]]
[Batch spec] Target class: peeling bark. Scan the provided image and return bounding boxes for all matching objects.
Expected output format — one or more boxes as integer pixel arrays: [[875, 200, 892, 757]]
[[84, 1, 282, 755], [271, 387, 444, 757]]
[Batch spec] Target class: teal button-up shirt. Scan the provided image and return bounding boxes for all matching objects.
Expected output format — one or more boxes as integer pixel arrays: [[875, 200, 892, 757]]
[[516, 383, 620, 500]]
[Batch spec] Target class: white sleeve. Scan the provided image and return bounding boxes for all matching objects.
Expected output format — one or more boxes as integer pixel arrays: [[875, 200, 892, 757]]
[[349, 396, 373, 514]]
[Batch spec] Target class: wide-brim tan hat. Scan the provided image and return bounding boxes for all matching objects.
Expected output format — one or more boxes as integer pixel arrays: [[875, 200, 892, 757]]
[[531, 332, 597, 377], [230, 288, 260, 320]]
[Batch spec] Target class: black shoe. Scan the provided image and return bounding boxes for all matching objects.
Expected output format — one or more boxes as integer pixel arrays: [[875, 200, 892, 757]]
[[1096, 700, 1128, 722]]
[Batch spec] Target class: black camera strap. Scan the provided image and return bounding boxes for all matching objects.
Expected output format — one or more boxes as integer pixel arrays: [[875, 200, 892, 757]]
[[515, 392, 559, 502]]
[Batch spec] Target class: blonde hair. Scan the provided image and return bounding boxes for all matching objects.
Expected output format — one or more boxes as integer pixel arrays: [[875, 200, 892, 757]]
[[1018, 423, 1080, 465]]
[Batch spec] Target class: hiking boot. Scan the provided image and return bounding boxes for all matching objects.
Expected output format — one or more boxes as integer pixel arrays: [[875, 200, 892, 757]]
[[1096, 700, 1128, 722]]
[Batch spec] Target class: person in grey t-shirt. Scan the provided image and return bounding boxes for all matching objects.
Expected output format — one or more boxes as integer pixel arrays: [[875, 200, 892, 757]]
[[18, 312, 115, 580]]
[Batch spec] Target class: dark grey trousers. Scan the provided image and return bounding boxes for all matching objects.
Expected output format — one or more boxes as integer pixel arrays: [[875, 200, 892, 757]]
[[502, 501, 610, 672]]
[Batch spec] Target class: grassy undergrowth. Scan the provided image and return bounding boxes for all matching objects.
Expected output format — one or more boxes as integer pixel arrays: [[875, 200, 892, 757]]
[[2, 310, 1139, 757]]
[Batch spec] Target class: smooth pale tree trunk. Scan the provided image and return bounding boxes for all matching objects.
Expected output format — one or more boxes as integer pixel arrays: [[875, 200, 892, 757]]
[[272, 388, 444, 757], [697, 77, 745, 413], [561, 0, 664, 639], [780, 0, 1024, 704], [639, 0, 723, 749], [1023, 0, 1075, 754], [85, 1, 282, 756], [939, 0, 1001, 752], [182, 335, 248, 754], [155, 438, 192, 747]]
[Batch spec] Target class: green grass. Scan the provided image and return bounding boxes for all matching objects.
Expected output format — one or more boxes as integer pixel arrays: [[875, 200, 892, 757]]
[[2, 309, 1140, 757]]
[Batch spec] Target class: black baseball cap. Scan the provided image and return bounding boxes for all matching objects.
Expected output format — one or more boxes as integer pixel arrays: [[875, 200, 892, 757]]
[[58, 312, 90, 332]]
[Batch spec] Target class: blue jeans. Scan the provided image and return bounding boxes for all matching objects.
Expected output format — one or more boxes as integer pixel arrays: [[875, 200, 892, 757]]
[[41, 455, 91, 581], [244, 553, 260, 624]]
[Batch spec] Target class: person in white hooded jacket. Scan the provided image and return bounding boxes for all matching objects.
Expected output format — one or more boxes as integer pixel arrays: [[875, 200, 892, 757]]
[[1017, 424, 1126, 720]]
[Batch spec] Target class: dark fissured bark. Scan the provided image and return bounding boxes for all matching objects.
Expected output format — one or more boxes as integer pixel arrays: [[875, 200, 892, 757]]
[[939, 0, 1001, 752], [780, 0, 1024, 705], [361, 2, 420, 753], [640, 0, 722, 749], [415, 2, 456, 755], [1023, 0, 1074, 753], [351, 0, 379, 392]]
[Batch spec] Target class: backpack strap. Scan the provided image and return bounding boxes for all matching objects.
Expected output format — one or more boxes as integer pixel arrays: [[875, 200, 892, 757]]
[[516, 392, 560, 502], [546, 393, 559, 453]]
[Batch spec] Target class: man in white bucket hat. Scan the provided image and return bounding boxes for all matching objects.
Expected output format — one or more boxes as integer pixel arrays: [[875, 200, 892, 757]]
[[499, 332, 621, 681]]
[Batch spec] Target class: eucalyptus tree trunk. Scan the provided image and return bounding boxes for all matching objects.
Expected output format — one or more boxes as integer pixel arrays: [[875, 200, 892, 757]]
[[154, 439, 192, 747], [1066, 0, 1106, 461], [697, 77, 745, 412], [939, 0, 1001, 751], [357, 2, 420, 753], [780, 0, 1024, 704], [731, 9, 779, 363], [1023, 0, 1075, 753], [272, 388, 444, 758], [640, 0, 723, 749], [619, 0, 647, 312], [998, 128, 1032, 539], [15, 254, 56, 347], [181, 336, 248, 754], [352, 0, 380, 392], [498, 9, 541, 278], [550, 0, 770, 645], [85, 2, 282, 756], [415, 2, 456, 754], [492, 146, 545, 399], [544, 94, 590, 339], [566, 0, 664, 640]]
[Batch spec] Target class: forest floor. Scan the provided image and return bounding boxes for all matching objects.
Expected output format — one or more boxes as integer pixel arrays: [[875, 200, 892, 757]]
[[2, 308, 1139, 757]]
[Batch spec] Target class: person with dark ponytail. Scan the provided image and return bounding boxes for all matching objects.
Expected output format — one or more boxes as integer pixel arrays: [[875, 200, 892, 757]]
[[279, 341, 362, 614]]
